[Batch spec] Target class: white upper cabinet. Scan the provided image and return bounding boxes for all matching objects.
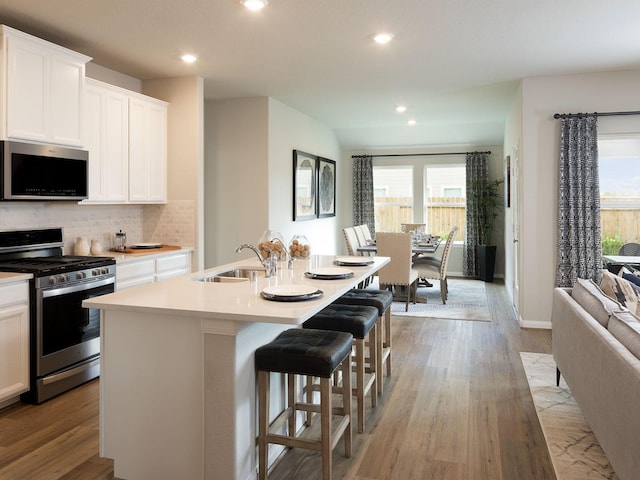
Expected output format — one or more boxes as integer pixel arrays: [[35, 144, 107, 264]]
[[84, 78, 129, 202], [83, 78, 168, 204], [0, 25, 91, 147], [129, 96, 167, 203]]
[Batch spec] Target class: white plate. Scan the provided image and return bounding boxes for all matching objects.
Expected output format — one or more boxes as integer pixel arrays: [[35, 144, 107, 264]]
[[334, 256, 373, 265], [306, 267, 354, 277], [262, 284, 319, 297], [130, 243, 162, 249]]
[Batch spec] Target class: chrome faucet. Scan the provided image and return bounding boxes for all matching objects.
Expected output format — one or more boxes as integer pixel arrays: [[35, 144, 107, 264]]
[[235, 243, 275, 277], [271, 238, 293, 270]]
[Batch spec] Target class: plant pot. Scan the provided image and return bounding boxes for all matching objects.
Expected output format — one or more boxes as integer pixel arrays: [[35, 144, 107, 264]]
[[478, 245, 497, 282]]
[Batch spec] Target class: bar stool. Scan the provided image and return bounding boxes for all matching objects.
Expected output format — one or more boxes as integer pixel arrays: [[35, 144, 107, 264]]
[[303, 304, 378, 433], [255, 328, 353, 480], [332, 289, 393, 395]]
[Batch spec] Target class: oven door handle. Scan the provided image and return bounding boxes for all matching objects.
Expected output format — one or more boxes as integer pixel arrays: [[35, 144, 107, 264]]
[[41, 276, 115, 298], [41, 357, 100, 385]]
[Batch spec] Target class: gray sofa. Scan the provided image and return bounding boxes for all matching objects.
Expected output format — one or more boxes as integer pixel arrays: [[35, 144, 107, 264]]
[[552, 279, 640, 480]]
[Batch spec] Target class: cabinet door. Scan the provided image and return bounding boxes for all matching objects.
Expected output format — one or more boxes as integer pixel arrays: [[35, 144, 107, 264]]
[[0, 304, 30, 402], [49, 53, 85, 146], [6, 35, 48, 142], [85, 81, 129, 202], [129, 97, 167, 203], [156, 252, 192, 282]]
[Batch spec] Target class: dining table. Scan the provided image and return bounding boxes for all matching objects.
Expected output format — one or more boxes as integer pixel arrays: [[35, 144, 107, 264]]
[[357, 236, 442, 298], [357, 237, 442, 256]]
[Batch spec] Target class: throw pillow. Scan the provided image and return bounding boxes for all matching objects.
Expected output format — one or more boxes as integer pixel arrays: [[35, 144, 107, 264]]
[[622, 272, 640, 288], [571, 278, 624, 328], [608, 310, 640, 360], [601, 270, 639, 315]]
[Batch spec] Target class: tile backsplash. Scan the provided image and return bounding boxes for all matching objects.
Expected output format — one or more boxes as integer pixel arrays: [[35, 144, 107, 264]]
[[0, 201, 194, 255]]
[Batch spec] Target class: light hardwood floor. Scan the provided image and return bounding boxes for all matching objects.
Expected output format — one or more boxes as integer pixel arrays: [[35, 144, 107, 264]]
[[0, 281, 554, 480]]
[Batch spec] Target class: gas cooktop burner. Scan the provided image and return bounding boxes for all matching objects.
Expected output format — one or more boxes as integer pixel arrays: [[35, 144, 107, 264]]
[[0, 255, 115, 275]]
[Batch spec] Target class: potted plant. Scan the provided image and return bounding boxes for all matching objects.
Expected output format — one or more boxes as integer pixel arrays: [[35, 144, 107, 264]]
[[470, 177, 503, 282]]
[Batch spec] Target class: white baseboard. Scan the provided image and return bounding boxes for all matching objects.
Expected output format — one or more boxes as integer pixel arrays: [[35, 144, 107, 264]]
[[519, 318, 552, 330]]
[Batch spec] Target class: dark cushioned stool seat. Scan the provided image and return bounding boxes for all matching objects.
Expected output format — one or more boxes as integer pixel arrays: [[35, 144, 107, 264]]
[[332, 289, 392, 316], [255, 328, 353, 378], [303, 304, 378, 339], [332, 289, 394, 395], [256, 328, 353, 480], [303, 304, 379, 434]]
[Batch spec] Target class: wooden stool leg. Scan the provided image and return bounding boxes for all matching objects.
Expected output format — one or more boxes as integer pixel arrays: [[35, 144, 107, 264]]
[[377, 315, 384, 395], [320, 377, 332, 480], [369, 325, 377, 408], [305, 375, 313, 426], [342, 355, 352, 458], [288, 373, 296, 436], [355, 338, 365, 433], [258, 371, 269, 480], [385, 308, 392, 377]]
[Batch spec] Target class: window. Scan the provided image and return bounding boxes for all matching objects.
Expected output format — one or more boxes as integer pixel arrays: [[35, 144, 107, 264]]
[[598, 134, 640, 254], [424, 164, 466, 239], [373, 166, 413, 232]]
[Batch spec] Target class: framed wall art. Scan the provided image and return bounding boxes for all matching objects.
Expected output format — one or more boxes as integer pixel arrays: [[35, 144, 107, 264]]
[[317, 157, 336, 217], [293, 150, 317, 221], [504, 155, 511, 208]]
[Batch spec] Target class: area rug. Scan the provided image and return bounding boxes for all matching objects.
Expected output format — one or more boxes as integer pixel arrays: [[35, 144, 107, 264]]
[[520, 352, 618, 480], [390, 278, 491, 321]]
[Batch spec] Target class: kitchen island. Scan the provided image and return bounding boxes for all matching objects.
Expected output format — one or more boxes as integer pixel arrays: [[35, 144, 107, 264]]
[[83, 254, 389, 480]]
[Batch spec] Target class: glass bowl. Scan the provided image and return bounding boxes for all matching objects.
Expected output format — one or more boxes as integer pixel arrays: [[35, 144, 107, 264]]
[[289, 235, 311, 259]]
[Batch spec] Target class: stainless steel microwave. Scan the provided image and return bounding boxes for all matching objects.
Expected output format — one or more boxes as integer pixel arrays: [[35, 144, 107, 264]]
[[0, 140, 88, 201]]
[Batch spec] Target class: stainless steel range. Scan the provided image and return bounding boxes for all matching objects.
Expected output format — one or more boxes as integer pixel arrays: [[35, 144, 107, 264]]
[[0, 228, 115, 403]]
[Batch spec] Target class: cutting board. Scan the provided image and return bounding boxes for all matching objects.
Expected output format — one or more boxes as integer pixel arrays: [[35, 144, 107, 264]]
[[110, 245, 183, 255]]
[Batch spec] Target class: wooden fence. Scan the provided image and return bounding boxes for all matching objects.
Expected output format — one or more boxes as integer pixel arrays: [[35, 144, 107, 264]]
[[375, 196, 466, 238], [601, 208, 640, 243], [375, 200, 639, 246]]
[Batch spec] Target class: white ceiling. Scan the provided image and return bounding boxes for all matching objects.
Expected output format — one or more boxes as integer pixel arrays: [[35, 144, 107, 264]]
[[0, 0, 639, 150]]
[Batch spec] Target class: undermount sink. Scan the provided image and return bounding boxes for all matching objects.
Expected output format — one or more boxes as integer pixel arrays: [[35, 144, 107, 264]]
[[193, 266, 266, 283]]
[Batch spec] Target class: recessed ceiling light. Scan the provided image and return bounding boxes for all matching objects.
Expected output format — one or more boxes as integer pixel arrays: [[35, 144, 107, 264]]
[[407, 119, 417, 126], [373, 32, 394, 44], [241, 0, 268, 10], [181, 54, 198, 63], [396, 105, 407, 113]]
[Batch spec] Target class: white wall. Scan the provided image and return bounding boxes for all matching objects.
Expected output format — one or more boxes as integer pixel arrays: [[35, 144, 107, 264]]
[[204, 97, 270, 267], [267, 98, 342, 255], [513, 68, 640, 328], [204, 97, 342, 267], [143, 77, 205, 270]]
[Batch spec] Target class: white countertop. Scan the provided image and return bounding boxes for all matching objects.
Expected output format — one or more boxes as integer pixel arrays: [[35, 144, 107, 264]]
[[97, 246, 193, 264], [84, 254, 389, 324], [0, 271, 32, 285]]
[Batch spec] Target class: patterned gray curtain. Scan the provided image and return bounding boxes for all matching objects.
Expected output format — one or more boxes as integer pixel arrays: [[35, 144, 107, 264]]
[[556, 115, 602, 287], [463, 152, 489, 276], [353, 155, 375, 235]]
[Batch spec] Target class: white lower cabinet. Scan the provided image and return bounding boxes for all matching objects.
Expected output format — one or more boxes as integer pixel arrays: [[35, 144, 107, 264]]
[[116, 251, 192, 290], [115, 258, 155, 290], [0, 280, 30, 403], [155, 253, 191, 282]]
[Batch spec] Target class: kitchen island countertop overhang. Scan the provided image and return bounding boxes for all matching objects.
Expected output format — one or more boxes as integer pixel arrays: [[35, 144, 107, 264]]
[[83, 254, 389, 480]]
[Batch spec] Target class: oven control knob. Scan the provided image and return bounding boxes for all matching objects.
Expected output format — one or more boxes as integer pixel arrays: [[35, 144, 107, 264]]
[[76, 271, 87, 280], [49, 276, 57, 285], [92, 269, 100, 276], [57, 274, 68, 284], [101, 267, 109, 275]]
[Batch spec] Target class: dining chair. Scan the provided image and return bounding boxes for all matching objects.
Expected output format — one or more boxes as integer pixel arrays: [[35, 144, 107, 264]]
[[619, 242, 640, 256], [343, 227, 361, 256], [353, 225, 368, 247], [400, 223, 426, 233], [360, 224, 373, 243], [375, 232, 419, 312], [412, 226, 458, 304]]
